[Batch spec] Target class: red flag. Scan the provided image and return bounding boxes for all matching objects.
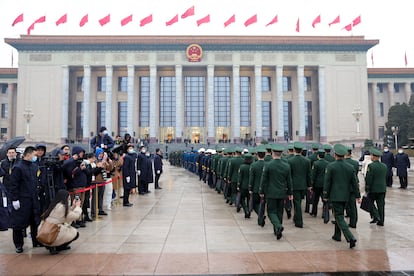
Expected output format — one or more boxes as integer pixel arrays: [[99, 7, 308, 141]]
[[181, 6, 195, 19], [265, 15, 278, 27], [121, 14, 133, 26], [99, 14, 110, 26], [405, 51, 408, 66], [352, 15, 361, 26], [343, 23, 352, 31], [166, 14, 179, 26], [244, 14, 257, 27], [140, 14, 153, 27], [224, 14, 235, 28], [328, 15, 340, 27], [56, 14, 67, 26], [312, 14, 321, 28], [197, 14, 210, 26], [27, 23, 35, 35], [295, 18, 300, 32], [12, 13, 24, 26], [35, 16, 46, 23], [80, 14, 88, 27]]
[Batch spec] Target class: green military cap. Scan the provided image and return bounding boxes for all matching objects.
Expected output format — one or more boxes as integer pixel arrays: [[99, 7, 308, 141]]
[[333, 144, 347, 156], [287, 144, 294, 150], [243, 153, 253, 159], [256, 145, 267, 153], [318, 149, 325, 153], [371, 148, 382, 157], [216, 147, 223, 152], [324, 144, 333, 150], [272, 144, 285, 152], [311, 143, 320, 150], [265, 144, 272, 150], [293, 141, 304, 150], [249, 147, 257, 154], [234, 147, 243, 153]]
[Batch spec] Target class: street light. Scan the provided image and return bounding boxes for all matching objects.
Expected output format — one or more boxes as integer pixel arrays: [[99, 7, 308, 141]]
[[23, 108, 34, 139], [391, 126, 399, 150], [352, 106, 363, 134]]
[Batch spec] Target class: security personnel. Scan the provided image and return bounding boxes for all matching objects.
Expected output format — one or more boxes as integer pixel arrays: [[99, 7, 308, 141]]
[[248, 146, 267, 216], [287, 142, 311, 228], [260, 144, 293, 240], [381, 146, 394, 187], [344, 146, 361, 228], [365, 148, 387, 226], [310, 149, 328, 217], [323, 144, 360, 249], [237, 153, 254, 218], [394, 147, 410, 189], [323, 144, 335, 162], [264, 144, 273, 162], [227, 147, 244, 205], [308, 144, 320, 167]]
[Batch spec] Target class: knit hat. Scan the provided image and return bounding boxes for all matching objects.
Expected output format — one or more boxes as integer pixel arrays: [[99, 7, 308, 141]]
[[95, 147, 104, 159]]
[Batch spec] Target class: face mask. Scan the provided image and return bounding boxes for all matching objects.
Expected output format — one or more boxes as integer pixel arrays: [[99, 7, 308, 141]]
[[31, 156, 37, 163], [103, 130, 108, 135], [145, 153, 150, 157], [128, 149, 135, 154], [141, 149, 146, 154], [384, 149, 389, 152], [398, 150, 403, 154]]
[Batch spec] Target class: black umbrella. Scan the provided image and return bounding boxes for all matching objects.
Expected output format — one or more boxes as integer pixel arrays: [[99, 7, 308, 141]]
[[0, 136, 25, 160]]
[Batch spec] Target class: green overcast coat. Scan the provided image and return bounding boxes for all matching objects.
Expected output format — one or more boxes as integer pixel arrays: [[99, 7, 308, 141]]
[[323, 159, 359, 202], [365, 160, 387, 194], [287, 155, 311, 190], [248, 159, 265, 193], [259, 159, 292, 199]]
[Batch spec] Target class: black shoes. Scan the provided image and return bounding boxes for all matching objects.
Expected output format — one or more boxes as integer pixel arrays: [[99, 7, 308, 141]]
[[295, 224, 303, 228], [15, 247, 23, 253], [349, 239, 357, 249], [276, 227, 284, 240], [332, 236, 341, 242], [123, 203, 133, 207], [244, 212, 251, 219], [48, 247, 58, 255], [377, 221, 384, 226], [84, 216, 93, 222], [236, 206, 241, 213], [155, 187, 162, 189], [98, 211, 108, 216], [287, 211, 292, 219], [370, 218, 379, 224]]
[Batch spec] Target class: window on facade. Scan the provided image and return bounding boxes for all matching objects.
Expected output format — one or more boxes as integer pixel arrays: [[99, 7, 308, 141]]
[[97, 102, 106, 131], [139, 76, 150, 127], [97, 76, 106, 92], [283, 76, 292, 92], [76, 102, 83, 140], [0, 128, 7, 140], [394, 83, 400, 93], [76, 77, 84, 92], [305, 101, 313, 139], [1, 104, 8, 119], [304, 76, 312, 91], [160, 76, 176, 127], [262, 76, 271, 92], [118, 76, 127, 92], [240, 77, 251, 127], [262, 101, 271, 141], [378, 126, 385, 140], [283, 101, 292, 140], [411, 83, 414, 93], [214, 77, 231, 127], [378, 102, 384, 117], [0, 84, 8, 94], [184, 76, 205, 127], [376, 83, 383, 93], [118, 102, 128, 136]]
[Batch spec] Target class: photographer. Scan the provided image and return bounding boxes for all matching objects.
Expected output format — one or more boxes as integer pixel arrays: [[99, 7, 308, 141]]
[[62, 146, 86, 228], [90, 127, 115, 152], [91, 148, 113, 217], [35, 143, 48, 213], [81, 153, 97, 222]]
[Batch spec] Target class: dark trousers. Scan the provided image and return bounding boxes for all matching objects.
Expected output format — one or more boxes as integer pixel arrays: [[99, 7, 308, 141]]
[[332, 202, 355, 242], [138, 180, 146, 194], [13, 215, 39, 248], [123, 188, 131, 204], [240, 189, 250, 215], [155, 173, 161, 188], [386, 173, 393, 187], [91, 185, 104, 214], [311, 187, 323, 216], [399, 175, 408, 188], [347, 194, 358, 228], [267, 198, 284, 233], [292, 190, 305, 227], [252, 193, 261, 215], [369, 192, 385, 224]]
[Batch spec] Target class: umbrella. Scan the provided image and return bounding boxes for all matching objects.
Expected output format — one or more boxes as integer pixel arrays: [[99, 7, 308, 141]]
[[0, 136, 25, 160]]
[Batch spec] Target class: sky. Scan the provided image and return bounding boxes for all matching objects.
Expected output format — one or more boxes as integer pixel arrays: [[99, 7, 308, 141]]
[[0, 0, 413, 68]]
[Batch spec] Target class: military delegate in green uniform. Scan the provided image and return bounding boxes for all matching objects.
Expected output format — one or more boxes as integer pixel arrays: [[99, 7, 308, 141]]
[[287, 142, 311, 228], [323, 144, 360, 249], [324, 144, 335, 163], [264, 144, 273, 162], [227, 147, 244, 205], [248, 146, 267, 216], [308, 144, 320, 167], [260, 144, 293, 240], [365, 148, 387, 226], [219, 149, 232, 197], [344, 147, 361, 228], [237, 153, 254, 218], [310, 149, 329, 217]]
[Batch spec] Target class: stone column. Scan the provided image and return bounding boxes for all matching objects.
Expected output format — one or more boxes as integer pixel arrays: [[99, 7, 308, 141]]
[[7, 83, 16, 138], [371, 82, 378, 140], [318, 66, 327, 142], [405, 82, 412, 103], [149, 65, 157, 143], [207, 65, 215, 144], [61, 65, 69, 143], [276, 65, 284, 142], [232, 65, 241, 143], [105, 65, 113, 133], [254, 65, 262, 143], [127, 65, 135, 136], [388, 82, 394, 108], [297, 65, 305, 141], [175, 65, 183, 142], [82, 65, 91, 142]]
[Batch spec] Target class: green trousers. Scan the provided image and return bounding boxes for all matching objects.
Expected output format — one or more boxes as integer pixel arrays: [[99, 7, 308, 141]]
[[369, 192, 385, 224], [266, 198, 284, 233], [347, 193, 358, 227], [332, 202, 356, 242], [293, 190, 306, 227]]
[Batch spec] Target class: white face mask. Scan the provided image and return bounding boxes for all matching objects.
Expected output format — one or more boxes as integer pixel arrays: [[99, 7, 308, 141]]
[[141, 149, 146, 154], [145, 153, 150, 157], [398, 150, 403, 154], [384, 148, 389, 152]]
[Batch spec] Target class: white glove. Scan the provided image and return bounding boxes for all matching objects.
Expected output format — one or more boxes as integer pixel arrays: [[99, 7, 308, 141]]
[[138, 170, 141, 176], [126, 176, 130, 183], [12, 200, 20, 210], [156, 170, 160, 174]]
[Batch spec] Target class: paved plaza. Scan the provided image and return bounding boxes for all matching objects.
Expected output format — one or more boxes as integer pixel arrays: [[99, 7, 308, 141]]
[[0, 162, 414, 275]]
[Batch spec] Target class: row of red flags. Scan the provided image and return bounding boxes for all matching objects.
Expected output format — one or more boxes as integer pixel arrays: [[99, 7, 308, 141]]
[[11, 6, 362, 35]]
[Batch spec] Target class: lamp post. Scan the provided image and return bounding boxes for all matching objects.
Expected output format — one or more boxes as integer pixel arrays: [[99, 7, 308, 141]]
[[391, 126, 399, 150], [23, 108, 34, 139], [352, 106, 363, 134]]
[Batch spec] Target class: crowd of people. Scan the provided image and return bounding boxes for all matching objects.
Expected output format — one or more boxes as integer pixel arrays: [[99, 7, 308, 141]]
[[0, 127, 164, 254], [172, 142, 411, 248]]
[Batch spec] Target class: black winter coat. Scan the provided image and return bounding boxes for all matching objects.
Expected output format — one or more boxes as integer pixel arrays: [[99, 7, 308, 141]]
[[122, 153, 137, 190]]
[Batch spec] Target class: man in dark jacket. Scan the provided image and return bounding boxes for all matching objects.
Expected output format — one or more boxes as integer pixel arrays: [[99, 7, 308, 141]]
[[394, 147, 410, 189], [122, 144, 137, 206], [0, 146, 19, 195], [90, 126, 115, 152], [9, 146, 41, 253], [381, 146, 394, 187], [154, 148, 163, 189], [136, 146, 150, 195]]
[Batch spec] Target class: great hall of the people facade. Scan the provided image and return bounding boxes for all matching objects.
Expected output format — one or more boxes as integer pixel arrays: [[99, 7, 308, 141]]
[[1, 35, 413, 145]]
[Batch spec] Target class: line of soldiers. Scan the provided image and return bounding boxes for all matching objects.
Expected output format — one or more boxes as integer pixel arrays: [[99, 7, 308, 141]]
[[180, 142, 387, 249]]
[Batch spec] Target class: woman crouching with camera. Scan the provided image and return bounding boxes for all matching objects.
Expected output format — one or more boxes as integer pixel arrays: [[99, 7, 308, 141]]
[[38, 189, 81, 254]]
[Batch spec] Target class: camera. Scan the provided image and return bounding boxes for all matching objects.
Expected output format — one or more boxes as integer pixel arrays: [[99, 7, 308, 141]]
[[75, 195, 80, 201]]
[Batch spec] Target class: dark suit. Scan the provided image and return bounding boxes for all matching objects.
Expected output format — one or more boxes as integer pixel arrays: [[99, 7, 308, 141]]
[[381, 151, 394, 187], [154, 154, 163, 189], [122, 153, 137, 204], [394, 152, 410, 188]]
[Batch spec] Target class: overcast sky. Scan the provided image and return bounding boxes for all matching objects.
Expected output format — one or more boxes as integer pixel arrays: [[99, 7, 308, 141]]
[[0, 0, 412, 68]]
